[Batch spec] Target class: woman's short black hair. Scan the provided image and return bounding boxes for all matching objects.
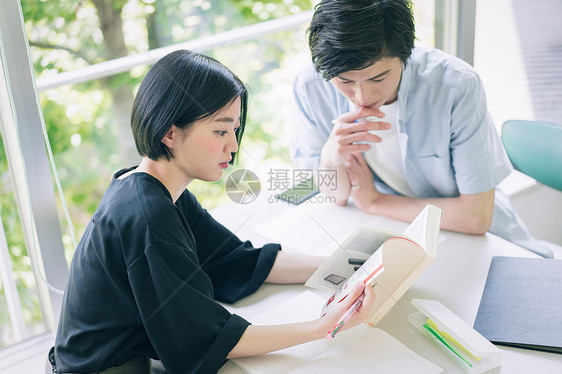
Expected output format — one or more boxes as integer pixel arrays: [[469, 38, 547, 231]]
[[131, 49, 247, 161], [308, 0, 416, 80]]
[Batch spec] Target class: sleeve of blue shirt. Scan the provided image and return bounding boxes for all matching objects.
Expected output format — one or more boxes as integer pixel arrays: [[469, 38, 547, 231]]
[[290, 65, 345, 170], [448, 72, 513, 194]]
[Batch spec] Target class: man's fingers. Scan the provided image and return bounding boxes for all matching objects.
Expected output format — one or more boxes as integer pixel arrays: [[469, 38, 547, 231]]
[[339, 143, 371, 156], [336, 121, 390, 136], [340, 132, 381, 145], [333, 107, 385, 126], [350, 152, 368, 167], [343, 107, 385, 123]]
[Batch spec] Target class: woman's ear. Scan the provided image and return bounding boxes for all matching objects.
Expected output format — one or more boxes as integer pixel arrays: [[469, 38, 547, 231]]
[[161, 125, 178, 148]]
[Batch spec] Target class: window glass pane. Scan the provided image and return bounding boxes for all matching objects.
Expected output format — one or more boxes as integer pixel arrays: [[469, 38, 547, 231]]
[[39, 81, 127, 261], [20, 0, 436, 269], [22, 1, 316, 260], [189, 28, 312, 207], [414, 0, 436, 47], [0, 131, 47, 348], [474, 0, 562, 132]]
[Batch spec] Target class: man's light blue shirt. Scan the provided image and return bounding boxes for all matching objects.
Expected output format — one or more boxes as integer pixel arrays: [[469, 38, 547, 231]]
[[290, 46, 551, 257]]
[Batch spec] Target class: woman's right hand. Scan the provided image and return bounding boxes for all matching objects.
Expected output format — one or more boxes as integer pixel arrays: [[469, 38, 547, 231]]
[[316, 281, 376, 338], [228, 279, 376, 359]]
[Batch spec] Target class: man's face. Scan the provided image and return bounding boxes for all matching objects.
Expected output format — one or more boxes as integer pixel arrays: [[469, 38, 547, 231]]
[[329, 57, 403, 109]]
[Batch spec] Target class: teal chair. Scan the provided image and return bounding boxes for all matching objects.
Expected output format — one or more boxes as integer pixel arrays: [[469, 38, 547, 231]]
[[502, 120, 562, 191]]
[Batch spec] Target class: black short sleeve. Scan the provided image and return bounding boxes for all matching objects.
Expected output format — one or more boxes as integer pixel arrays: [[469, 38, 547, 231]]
[[54, 171, 279, 374], [177, 190, 280, 303]]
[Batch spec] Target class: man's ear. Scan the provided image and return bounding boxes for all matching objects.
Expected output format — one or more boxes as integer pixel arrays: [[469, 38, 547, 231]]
[[161, 125, 177, 148]]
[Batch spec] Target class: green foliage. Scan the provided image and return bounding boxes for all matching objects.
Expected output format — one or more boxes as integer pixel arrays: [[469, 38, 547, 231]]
[[41, 99, 74, 155], [20, 0, 80, 24]]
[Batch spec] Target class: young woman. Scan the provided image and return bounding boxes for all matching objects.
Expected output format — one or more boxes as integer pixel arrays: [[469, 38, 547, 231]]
[[50, 50, 375, 374]]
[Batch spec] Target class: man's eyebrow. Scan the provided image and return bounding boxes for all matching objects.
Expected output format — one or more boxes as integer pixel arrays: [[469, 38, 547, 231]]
[[338, 69, 392, 81]]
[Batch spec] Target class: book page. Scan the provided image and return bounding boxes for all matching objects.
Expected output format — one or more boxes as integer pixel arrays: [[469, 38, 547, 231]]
[[231, 291, 361, 374], [403, 204, 443, 257], [341, 225, 401, 254], [403, 204, 430, 250], [287, 327, 443, 374], [231, 292, 443, 374], [367, 238, 427, 325], [305, 248, 369, 292], [305, 225, 397, 292]]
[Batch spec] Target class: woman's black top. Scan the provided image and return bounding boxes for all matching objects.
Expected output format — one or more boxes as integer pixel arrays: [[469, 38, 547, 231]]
[[54, 168, 279, 373]]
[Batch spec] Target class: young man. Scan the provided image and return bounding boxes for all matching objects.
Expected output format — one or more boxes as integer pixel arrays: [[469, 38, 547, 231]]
[[290, 0, 551, 257]]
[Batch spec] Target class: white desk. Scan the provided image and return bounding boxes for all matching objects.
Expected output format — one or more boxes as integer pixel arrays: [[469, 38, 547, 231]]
[[210, 194, 562, 373]]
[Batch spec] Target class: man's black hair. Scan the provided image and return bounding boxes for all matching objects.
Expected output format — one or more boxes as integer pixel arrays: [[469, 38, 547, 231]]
[[308, 0, 416, 80]]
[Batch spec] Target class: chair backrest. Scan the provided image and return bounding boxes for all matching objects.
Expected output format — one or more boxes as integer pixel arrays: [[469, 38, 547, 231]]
[[502, 120, 562, 191]]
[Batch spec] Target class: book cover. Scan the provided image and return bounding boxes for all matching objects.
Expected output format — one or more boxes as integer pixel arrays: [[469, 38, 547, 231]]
[[473, 256, 562, 354], [307, 204, 443, 326]]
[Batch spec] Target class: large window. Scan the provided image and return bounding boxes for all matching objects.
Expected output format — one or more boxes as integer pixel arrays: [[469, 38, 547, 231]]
[[27, 1, 317, 262]]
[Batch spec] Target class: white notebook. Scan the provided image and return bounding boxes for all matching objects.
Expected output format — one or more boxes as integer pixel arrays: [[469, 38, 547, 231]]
[[231, 291, 443, 374]]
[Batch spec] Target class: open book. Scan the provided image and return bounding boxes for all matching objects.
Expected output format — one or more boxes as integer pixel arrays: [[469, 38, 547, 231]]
[[307, 204, 443, 326], [231, 291, 443, 374]]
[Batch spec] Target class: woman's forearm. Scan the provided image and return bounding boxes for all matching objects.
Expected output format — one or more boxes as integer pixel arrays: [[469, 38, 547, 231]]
[[227, 321, 324, 359], [316, 162, 350, 205], [265, 252, 326, 284], [228, 282, 374, 359]]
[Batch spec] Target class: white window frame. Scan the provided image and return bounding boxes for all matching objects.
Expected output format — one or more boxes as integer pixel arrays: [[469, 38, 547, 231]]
[[0, 0, 68, 334], [435, 0, 476, 65]]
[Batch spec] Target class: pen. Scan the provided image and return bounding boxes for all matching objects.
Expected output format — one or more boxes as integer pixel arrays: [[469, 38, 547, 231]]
[[326, 295, 364, 340], [348, 258, 366, 265]]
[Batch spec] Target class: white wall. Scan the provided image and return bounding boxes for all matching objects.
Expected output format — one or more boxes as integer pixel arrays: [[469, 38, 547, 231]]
[[511, 184, 562, 246]]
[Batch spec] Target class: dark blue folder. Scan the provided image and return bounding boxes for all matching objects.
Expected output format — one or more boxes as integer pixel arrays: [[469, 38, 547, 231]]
[[473, 256, 562, 354]]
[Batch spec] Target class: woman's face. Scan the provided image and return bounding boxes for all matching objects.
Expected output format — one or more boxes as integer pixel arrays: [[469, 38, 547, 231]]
[[166, 97, 241, 183]]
